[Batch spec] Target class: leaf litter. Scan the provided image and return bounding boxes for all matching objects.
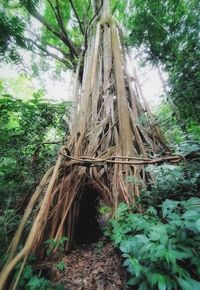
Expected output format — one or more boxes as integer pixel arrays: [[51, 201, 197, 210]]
[[52, 238, 127, 289]]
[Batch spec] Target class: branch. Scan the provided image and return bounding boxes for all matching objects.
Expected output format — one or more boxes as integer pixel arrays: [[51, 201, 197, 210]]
[[46, 0, 79, 59], [46, 0, 58, 20], [82, 0, 102, 49], [45, 42, 71, 59], [89, 1, 103, 26], [55, 0, 74, 41], [112, 3, 117, 14], [31, 11, 62, 40], [25, 37, 73, 68], [30, 9, 78, 58], [69, 0, 85, 35], [41, 141, 64, 145], [46, 0, 67, 40], [81, 0, 92, 31], [28, 30, 71, 59], [60, 147, 183, 166]]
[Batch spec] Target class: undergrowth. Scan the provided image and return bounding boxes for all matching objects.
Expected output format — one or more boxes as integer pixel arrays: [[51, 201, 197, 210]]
[[15, 261, 64, 290], [105, 153, 200, 290], [13, 236, 68, 290]]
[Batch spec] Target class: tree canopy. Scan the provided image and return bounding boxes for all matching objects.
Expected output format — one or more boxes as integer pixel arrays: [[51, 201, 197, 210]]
[[0, 0, 88, 68]]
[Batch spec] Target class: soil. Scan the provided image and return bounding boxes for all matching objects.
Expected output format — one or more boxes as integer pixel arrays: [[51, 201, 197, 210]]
[[52, 238, 127, 290]]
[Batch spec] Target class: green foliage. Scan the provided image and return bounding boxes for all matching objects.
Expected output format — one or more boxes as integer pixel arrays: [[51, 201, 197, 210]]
[[19, 0, 39, 13], [186, 122, 200, 142], [175, 141, 200, 157], [2, 0, 199, 126], [0, 0, 88, 70], [126, 175, 144, 186], [26, 276, 52, 290], [0, 89, 71, 256], [14, 255, 65, 289], [0, 92, 71, 200], [45, 237, 68, 257], [155, 102, 184, 145], [15, 262, 53, 290], [98, 201, 112, 215], [1, 0, 199, 126], [0, 8, 26, 63], [56, 261, 66, 272], [0, 207, 20, 247], [93, 240, 104, 254], [118, 0, 200, 124], [142, 160, 200, 207], [105, 152, 200, 289], [155, 102, 200, 145], [107, 198, 200, 289]]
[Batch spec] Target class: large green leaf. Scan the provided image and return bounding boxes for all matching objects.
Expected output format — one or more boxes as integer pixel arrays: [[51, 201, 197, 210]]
[[149, 224, 168, 244], [177, 277, 200, 290]]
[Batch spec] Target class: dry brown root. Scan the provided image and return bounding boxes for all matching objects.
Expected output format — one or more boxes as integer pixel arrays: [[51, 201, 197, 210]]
[[6, 167, 54, 264]]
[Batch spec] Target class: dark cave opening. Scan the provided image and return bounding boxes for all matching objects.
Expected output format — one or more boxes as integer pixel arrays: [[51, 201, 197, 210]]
[[74, 186, 102, 245]]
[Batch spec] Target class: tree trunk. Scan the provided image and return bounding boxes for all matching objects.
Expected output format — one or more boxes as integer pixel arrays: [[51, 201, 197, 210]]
[[0, 1, 180, 288]]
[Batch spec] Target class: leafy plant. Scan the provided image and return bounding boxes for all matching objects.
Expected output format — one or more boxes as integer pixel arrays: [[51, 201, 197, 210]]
[[0, 207, 20, 246], [142, 162, 200, 207], [107, 198, 200, 289], [98, 200, 112, 215], [155, 102, 200, 146], [56, 261, 66, 272], [0, 91, 71, 256], [15, 263, 53, 290], [45, 236, 68, 257], [175, 141, 200, 157], [93, 241, 104, 254], [155, 102, 185, 145]]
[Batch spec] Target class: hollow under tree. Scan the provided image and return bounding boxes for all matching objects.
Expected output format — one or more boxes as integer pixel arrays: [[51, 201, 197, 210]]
[[0, 0, 181, 288]]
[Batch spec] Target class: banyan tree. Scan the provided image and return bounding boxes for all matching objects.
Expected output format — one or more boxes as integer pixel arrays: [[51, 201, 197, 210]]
[[0, 0, 181, 288]]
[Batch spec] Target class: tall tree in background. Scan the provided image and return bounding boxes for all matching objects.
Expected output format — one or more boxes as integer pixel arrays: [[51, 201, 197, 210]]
[[120, 0, 200, 124], [0, 0, 182, 288]]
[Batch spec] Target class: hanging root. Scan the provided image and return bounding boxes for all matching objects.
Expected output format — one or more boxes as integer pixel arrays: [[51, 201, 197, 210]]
[[6, 167, 54, 264]]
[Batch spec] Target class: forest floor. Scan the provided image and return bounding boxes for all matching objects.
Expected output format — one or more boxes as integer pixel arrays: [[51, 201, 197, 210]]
[[52, 238, 127, 290]]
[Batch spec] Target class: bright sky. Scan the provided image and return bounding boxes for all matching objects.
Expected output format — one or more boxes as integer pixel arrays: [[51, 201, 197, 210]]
[[0, 64, 73, 101], [128, 61, 165, 109], [128, 48, 168, 109], [0, 53, 166, 108]]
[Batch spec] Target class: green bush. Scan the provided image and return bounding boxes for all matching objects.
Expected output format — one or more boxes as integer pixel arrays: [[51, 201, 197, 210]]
[[14, 256, 65, 289], [15, 262, 53, 290], [141, 161, 200, 207], [0, 92, 71, 257], [105, 155, 200, 289], [107, 199, 200, 290]]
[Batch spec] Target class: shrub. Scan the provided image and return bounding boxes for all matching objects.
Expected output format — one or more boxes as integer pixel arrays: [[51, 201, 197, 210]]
[[107, 199, 200, 290]]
